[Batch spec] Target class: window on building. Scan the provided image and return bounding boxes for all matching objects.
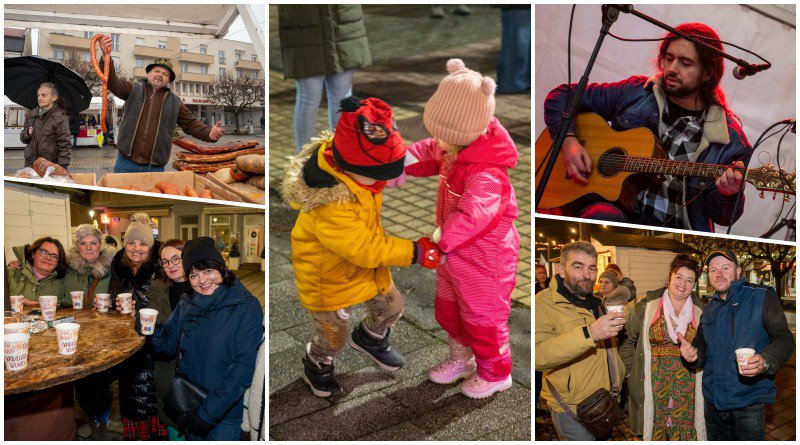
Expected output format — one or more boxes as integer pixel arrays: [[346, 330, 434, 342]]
[[53, 49, 64, 60], [182, 83, 186, 93], [200, 65, 208, 74], [53, 30, 66, 35], [189, 84, 194, 94], [83, 31, 94, 39], [82, 52, 91, 62], [218, 50, 225, 64], [219, 67, 226, 78], [111, 56, 121, 70], [209, 216, 232, 248], [235, 51, 242, 61], [180, 44, 188, 53], [135, 37, 144, 46], [236, 69, 243, 78], [199, 45, 207, 55], [135, 57, 143, 68], [111, 34, 120, 51], [181, 62, 188, 72], [251, 54, 257, 62], [158, 41, 167, 49]]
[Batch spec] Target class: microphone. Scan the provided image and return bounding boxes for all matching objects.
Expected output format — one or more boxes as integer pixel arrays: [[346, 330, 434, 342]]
[[732, 63, 771, 80]]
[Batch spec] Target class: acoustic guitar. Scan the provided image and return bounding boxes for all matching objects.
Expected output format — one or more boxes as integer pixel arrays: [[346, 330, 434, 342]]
[[535, 112, 796, 214]]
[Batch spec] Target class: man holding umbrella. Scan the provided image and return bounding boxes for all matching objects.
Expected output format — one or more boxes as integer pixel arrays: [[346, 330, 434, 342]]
[[96, 35, 225, 173]]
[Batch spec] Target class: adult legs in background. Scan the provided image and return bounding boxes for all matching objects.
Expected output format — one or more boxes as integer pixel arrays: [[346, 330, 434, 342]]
[[293, 71, 354, 153], [323, 70, 354, 132], [497, 7, 531, 94]]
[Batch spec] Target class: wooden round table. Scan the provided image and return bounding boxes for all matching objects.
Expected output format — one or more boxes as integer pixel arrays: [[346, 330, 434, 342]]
[[4, 307, 145, 395]]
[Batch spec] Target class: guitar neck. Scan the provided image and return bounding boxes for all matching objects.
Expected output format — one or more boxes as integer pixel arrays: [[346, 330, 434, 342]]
[[622, 156, 731, 178]]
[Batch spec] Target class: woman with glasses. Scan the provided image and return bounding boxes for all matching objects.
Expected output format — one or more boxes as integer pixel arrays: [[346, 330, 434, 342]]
[[145, 239, 190, 440], [7, 236, 68, 306], [149, 236, 263, 440], [107, 213, 168, 440]]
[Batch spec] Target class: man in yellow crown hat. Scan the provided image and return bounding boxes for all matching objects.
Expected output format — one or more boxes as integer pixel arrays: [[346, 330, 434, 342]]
[[97, 35, 225, 173]]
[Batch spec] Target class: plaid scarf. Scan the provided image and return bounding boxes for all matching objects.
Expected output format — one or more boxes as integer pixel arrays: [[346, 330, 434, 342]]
[[637, 100, 706, 228]]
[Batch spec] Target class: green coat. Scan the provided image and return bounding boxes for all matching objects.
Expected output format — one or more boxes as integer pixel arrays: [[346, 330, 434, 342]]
[[619, 288, 705, 439], [146, 279, 190, 428], [62, 247, 113, 300], [278, 4, 371, 79], [7, 245, 66, 305]]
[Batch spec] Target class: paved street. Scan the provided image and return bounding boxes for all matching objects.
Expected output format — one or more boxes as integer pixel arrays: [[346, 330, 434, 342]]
[[268, 5, 531, 440]]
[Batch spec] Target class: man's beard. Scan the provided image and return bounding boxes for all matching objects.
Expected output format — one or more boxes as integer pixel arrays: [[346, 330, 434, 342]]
[[661, 76, 700, 99], [565, 276, 595, 298]]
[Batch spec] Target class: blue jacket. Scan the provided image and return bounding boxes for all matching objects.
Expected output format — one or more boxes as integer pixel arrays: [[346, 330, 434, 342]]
[[150, 279, 264, 426], [543, 75, 752, 231], [692, 280, 794, 410]]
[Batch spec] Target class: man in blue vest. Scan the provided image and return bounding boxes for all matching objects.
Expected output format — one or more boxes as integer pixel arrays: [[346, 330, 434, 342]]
[[678, 249, 794, 440], [98, 35, 225, 173]]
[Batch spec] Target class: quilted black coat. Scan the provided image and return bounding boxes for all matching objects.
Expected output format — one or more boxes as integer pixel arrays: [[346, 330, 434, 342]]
[[108, 241, 161, 419]]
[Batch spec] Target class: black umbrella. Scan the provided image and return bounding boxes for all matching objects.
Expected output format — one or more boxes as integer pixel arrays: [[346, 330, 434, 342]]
[[5, 56, 92, 115]]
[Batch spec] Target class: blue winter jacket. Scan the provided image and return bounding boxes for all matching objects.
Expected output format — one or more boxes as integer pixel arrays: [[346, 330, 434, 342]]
[[543, 75, 752, 231], [692, 280, 794, 410], [150, 278, 264, 426]]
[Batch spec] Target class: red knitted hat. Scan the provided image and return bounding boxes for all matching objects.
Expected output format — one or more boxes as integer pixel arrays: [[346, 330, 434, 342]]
[[332, 97, 406, 180]]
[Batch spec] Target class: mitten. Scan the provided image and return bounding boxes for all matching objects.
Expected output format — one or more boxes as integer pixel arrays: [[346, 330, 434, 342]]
[[414, 237, 441, 269]]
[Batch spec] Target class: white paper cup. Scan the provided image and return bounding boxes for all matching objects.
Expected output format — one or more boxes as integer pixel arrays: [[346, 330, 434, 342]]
[[605, 304, 625, 314], [55, 322, 80, 355], [5, 333, 30, 371], [139, 308, 158, 335], [70, 291, 85, 309], [9, 295, 24, 314], [4, 322, 30, 336], [736, 348, 756, 374], [117, 293, 133, 314], [95, 293, 111, 313], [39, 295, 58, 321]]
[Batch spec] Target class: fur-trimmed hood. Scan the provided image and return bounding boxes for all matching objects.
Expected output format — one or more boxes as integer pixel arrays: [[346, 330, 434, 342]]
[[281, 131, 355, 212], [67, 246, 114, 279]]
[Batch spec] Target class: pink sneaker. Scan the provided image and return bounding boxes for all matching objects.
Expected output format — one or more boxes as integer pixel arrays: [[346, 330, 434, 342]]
[[461, 374, 513, 399], [429, 340, 476, 384]]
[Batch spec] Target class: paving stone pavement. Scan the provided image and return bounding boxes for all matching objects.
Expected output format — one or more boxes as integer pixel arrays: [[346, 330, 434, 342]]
[[535, 356, 796, 441], [268, 5, 533, 307]]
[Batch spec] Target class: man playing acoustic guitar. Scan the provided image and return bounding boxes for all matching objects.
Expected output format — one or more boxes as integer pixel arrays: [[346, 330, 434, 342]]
[[543, 22, 751, 231]]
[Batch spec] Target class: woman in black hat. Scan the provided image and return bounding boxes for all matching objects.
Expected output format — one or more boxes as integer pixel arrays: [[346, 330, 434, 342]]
[[149, 236, 263, 440]]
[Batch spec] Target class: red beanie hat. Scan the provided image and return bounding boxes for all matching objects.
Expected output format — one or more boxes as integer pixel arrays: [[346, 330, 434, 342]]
[[332, 97, 406, 180]]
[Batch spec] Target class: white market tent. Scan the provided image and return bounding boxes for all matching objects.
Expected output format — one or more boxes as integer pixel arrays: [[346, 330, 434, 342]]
[[4, 4, 264, 64], [535, 5, 796, 240]]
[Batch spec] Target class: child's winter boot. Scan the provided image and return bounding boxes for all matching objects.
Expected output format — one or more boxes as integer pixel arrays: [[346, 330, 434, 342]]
[[429, 339, 476, 384], [461, 373, 513, 399], [347, 322, 405, 371], [301, 350, 342, 397]]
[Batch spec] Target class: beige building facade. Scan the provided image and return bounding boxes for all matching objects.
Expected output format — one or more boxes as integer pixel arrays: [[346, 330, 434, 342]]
[[34, 28, 264, 129]]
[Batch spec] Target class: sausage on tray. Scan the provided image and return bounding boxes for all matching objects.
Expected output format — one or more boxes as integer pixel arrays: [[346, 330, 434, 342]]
[[173, 160, 237, 173], [172, 137, 259, 154], [175, 146, 265, 163], [33, 158, 72, 178]]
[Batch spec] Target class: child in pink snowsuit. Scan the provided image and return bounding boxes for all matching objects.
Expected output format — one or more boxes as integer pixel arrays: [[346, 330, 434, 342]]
[[405, 59, 520, 398]]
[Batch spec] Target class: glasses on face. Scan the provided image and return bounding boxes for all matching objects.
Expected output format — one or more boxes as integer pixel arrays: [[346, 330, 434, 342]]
[[188, 269, 216, 281], [160, 256, 182, 268], [38, 249, 60, 261]]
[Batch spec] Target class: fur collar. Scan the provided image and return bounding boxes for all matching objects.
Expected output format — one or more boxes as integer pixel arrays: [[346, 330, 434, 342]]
[[68, 246, 114, 279], [281, 131, 355, 212], [645, 74, 729, 148]]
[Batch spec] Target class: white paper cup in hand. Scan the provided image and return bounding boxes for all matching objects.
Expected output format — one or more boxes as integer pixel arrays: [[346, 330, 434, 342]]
[[95, 294, 111, 313], [735, 348, 755, 374], [4, 322, 30, 336], [139, 309, 158, 335], [10, 295, 24, 314], [117, 293, 133, 314], [605, 304, 625, 314], [4, 333, 30, 371], [71, 291, 85, 309], [39, 295, 58, 321], [55, 322, 80, 355]]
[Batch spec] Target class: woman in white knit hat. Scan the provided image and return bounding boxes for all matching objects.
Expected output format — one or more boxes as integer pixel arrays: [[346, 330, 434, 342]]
[[403, 59, 521, 398]]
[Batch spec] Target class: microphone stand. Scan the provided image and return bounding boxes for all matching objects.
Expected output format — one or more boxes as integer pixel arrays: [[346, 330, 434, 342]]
[[536, 5, 754, 210]]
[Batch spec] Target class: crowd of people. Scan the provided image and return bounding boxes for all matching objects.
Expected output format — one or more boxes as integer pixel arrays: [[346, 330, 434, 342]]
[[6, 214, 265, 441], [535, 241, 794, 440]]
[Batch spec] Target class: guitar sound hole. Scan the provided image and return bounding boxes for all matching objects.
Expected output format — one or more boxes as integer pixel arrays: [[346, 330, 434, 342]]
[[597, 147, 626, 177]]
